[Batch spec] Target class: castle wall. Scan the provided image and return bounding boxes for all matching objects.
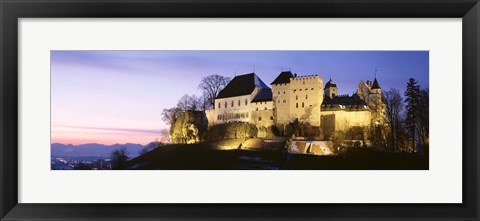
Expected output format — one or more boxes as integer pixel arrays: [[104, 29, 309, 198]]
[[287, 75, 323, 126], [320, 110, 371, 137], [205, 109, 216, 126], [210, 87, 275, 127], [251, 109, 275, 137], [207, 73, 381, 141], [213, 94, 253, 125], [271, 83, 291, 125], [252, 101, 274, 112]]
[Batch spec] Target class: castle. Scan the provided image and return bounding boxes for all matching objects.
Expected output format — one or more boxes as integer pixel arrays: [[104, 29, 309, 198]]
[[205, 71, 383, 138]]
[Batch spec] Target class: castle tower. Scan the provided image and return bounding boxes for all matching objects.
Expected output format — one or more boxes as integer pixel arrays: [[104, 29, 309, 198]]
[[324, 78, 338, 99], [370, 78, 381, 94], [368, 77, 383, 114]]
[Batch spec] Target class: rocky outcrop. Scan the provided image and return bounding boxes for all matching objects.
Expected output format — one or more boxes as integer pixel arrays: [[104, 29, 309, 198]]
[[170, 111, 208, 144]]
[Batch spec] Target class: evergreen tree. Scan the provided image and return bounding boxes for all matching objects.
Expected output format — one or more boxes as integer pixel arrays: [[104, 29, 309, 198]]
[[418, 89, 429, 155], [404, 78, 420, 153]]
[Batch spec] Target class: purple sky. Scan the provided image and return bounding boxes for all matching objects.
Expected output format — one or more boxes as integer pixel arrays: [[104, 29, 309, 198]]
[[51, 50, 428, 145]]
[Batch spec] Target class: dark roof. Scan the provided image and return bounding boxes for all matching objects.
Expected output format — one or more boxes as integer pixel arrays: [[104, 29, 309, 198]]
[[251, 88, 273, 102], [324, 78, 337, 89], [271, 71, 294, 85], [322, 94, 367, 106], [371, 78, 381, 89], [216, 73, 269, 99]]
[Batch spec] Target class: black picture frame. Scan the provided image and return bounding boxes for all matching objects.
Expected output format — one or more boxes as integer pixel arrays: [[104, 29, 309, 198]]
[[1, 0, 479, 220]]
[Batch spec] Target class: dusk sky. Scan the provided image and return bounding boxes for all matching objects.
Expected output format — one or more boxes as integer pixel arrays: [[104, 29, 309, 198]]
[[51, 51, 428, 145]]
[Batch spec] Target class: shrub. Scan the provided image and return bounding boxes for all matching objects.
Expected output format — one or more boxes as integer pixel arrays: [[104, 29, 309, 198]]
[[206, 122, 258, 141], [285, 119, 321, 139]]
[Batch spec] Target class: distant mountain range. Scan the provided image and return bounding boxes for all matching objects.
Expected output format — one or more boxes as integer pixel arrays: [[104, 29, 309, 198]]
[[51, 143, 155, 158]]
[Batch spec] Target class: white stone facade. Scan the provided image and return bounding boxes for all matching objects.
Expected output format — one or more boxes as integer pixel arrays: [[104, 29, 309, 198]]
[[272, 75, 324, 126], [206, 72, 383, 136]]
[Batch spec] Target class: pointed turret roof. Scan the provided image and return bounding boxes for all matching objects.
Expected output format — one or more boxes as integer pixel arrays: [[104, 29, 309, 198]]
[[371, 78, 381, 89]]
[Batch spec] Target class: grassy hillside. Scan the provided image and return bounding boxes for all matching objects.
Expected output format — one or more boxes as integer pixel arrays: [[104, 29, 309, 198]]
[[126, 141, 428, 170]]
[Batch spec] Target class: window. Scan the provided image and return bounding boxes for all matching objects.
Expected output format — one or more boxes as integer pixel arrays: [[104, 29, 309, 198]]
[[258, 117, 262, 121], [296, 95, 298, 100], [224, 102, 227, 108], [270, 116, 274, 120], [300, 89, 302, 91], [283, 91, 285, 94], [278, 100, 280, 103], [332, 93, 336, 97], [264, 107, 267, 110], [278, 91, 280, 94], [302, 102, 304, 108], [218, 102, 221, 108], [245, 99, 247, 105], [306, 88, 308, 91], [283, 100, 286, 103], [231, 100, 234, 107], [306, 95, 308, 99], [296, 103, 298, 108], [256, 107, 259, 111], [238, 100, 240, 106], [303, 81, 305, 84], [311, 88, 314, 90]]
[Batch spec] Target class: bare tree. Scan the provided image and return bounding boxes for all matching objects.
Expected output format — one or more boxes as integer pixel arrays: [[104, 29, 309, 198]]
[[197, 92, 212, 111], [177, 94, 203, 112], [198, 75, 231, 107], [384, 88, 404, 151], [161, 107, 182, 125], [177, 94, 193, 112], [160, 128, 171, 143]]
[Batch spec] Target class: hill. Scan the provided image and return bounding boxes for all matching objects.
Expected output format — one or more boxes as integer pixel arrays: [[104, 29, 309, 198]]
[[51, 143, 148, 158]]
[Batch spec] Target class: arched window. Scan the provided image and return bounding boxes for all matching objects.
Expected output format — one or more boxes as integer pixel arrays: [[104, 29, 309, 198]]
[[306, 95, 308, 99], [218, 102, 221, 108], [302, 102, 304, 108], [231, 100, 234, 107], [224, 101, 227, 108], [245, 99, 247, 105], [296, 95, 298, 100], [238, 100, 240, 106], [332, 93, 336, 97], [296, 103, 298, 108]]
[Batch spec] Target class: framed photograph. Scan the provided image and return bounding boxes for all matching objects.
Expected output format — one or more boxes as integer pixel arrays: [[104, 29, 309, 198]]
[[1, 0, 478, 220]]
